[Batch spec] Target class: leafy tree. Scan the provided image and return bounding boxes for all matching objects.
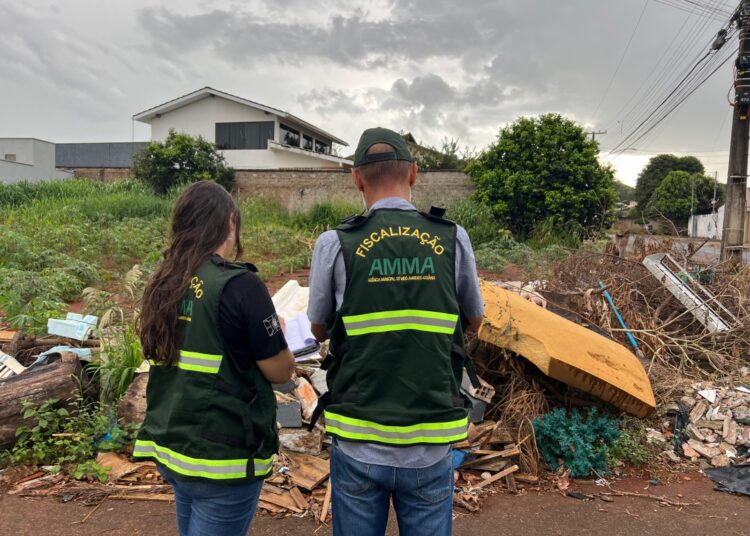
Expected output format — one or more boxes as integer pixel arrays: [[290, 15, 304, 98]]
[[415, 138, 475, 170], [614, 181, 636, 202], [131, 130, 234, 195], [635, 154, 704, 211], [647, 171, 725, 226], [466, 114, 617, 239]]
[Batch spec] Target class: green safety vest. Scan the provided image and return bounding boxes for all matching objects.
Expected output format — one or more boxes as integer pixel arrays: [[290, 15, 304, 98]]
[[133, 257, 278, 482], [318, 208, 471, 446]]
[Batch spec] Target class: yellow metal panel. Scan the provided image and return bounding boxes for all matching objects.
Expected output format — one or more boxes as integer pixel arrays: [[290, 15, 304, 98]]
[[478, 282, 656, 418]]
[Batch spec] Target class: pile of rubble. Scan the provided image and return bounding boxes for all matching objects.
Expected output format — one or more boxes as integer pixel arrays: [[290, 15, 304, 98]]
[[655, 374, 750, 468]]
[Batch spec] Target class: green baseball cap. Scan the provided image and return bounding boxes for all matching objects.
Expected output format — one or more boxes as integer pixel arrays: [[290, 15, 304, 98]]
[[353, 127, 413, 167]]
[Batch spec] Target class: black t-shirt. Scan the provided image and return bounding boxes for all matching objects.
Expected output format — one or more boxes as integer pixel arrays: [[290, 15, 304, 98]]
[[218, 271, 288, 371]]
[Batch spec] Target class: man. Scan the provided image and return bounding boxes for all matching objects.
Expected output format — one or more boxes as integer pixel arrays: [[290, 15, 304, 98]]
[[307, 127, 484, 536]]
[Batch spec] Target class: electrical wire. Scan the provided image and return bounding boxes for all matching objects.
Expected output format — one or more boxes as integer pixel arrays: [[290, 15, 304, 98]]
[[605, 0, 738, 156], [592, 0, 651, 123]]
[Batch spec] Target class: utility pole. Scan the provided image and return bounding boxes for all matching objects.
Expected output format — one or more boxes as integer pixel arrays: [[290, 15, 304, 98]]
[[721, 1, 750, 261], [587, 130, 607, 141]]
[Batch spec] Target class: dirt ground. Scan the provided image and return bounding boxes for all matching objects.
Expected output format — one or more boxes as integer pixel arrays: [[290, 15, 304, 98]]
[[0, 472, 747, 536]]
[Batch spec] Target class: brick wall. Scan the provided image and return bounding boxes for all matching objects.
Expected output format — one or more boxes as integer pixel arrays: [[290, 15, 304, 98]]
[[70, 167, 476, 210], [234, 169, 474, 211], [70, 167, 132, 182]]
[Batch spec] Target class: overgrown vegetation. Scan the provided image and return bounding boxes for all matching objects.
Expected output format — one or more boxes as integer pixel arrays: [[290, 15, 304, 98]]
[[5, 397, 134, 482]]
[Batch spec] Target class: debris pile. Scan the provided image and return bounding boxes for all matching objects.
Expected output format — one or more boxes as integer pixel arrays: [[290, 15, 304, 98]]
[[658, 378, 750, 468]]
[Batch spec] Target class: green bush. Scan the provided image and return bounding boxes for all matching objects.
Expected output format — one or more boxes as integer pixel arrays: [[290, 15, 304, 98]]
[[131, 130, 235, 195], [7, 398, 133, 481], [448, 199, 503, 246], [467, 114, 617, 239], [533, 408, 620, 477]]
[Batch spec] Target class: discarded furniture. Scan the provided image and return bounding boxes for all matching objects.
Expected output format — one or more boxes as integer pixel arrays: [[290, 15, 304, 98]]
[[643, 253, 738, 333], [478, 281, 656, 418]]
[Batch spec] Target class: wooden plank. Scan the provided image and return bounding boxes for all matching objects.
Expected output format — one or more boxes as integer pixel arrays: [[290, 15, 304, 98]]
[[319, 481, 332, 524], [289, 487, 308, 511], [515, 474, 539, 484], [461, 446, 520, 469], [258, 500, 287, 514], [259, 490, 303, 513], [0, 330, 17, 343], [286, 453, 330, 491], [470, 464, 519, 490], [469, 459, 509, 472], [109, 493, 175, 502]]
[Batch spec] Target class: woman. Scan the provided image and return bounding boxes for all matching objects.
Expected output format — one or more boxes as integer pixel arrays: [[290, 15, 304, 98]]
[[134, 181, 295, 536]]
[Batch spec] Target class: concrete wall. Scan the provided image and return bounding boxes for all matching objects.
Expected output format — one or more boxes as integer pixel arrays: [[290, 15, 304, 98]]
[[0, 138, 35, 164], [146, 96, 344, 169], [235, 169, 474, 211], [0, 139, 73, 183], [689, 207, 723, 240]]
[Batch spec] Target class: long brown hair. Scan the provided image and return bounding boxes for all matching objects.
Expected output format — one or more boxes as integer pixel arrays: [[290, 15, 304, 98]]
[[139, 181, 243, 366]]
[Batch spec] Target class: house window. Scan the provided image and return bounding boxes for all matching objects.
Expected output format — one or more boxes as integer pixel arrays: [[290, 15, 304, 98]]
[[215, 121, 274, 150], [4, 154, 16, 161], [280, 124, 300, 147], [303, 134, 313, 151], [315, 139, 330, 154]]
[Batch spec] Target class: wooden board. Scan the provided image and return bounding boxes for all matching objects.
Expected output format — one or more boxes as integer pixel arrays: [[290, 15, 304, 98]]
[[259, 490, 303, 513], [286, 453, 330, 491], [470, 464, 519, 490], [109, 493, 175, 502], [289, 487, 308, 511]]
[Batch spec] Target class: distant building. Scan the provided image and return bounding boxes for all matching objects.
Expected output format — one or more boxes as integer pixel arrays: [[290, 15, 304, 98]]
[[55, 142, 148, 169], [133, 87, 352, 169], [0, 138, 73, 184]]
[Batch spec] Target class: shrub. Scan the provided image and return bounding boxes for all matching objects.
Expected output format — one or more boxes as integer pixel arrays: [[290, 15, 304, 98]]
[[467, 114, 617, 239], [131, 130, 235, 195]]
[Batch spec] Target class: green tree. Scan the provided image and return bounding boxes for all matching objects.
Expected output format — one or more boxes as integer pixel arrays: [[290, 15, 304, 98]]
[[614, 181, 636, 202], [635, 154, 704, 211], [131, 130, 234, 195], [466, 114, 617, 239], [647, 171, 725, 226]]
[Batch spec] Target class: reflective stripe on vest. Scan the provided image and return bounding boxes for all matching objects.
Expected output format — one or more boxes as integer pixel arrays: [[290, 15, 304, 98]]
[[324, 411, 468, 445], [342, 309, 459, 336], [147, 350, 223, 374], [133, 440, 273, 479]]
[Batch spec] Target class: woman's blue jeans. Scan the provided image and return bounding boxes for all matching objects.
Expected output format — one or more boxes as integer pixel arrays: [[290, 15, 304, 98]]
[[330, 442, 454, 536], [159, 467, 263, 536]]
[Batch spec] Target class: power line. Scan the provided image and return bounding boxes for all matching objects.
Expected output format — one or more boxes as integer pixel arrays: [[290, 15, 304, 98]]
[[592, 0, 651, 123], [606, 3, 738, 156]]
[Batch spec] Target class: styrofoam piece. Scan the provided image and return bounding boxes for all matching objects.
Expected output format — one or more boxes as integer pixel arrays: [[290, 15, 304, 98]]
[[47, 312, 98, 341]]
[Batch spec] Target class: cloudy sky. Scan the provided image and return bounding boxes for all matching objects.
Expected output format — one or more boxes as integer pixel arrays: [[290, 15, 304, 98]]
[[0, 0, 738, 185]]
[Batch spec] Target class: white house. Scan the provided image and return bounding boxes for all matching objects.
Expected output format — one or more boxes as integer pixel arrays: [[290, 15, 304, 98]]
[[0, 139, 74, 184], [133, 87, 352, 169]]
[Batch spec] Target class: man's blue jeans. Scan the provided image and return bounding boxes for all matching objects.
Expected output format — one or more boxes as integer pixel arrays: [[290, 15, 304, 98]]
[[159, 467, 263, 536], [330, 442, 454, 536]]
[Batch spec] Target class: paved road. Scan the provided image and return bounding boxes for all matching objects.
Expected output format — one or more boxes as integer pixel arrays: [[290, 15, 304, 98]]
[[0, 472, 747, 535]]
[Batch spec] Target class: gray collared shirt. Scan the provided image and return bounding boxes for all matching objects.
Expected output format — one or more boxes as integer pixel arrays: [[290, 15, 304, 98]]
[[307, 196, 484, 468]]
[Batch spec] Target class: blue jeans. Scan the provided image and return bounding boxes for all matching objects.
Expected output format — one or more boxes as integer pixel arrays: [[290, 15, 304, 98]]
[[159, 467, 263, 536], [330, 443, 454, 536]]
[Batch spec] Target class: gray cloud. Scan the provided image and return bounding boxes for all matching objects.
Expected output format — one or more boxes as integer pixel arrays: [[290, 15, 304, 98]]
[[136, 1, 513, 68]]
